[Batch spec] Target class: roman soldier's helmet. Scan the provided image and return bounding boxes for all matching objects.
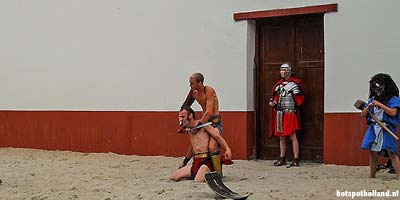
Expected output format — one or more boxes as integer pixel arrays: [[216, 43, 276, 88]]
[[280, 63, 292, 80]]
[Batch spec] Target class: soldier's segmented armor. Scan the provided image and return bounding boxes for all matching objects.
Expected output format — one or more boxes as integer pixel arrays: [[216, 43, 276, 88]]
[[275, 81, 301, 132]]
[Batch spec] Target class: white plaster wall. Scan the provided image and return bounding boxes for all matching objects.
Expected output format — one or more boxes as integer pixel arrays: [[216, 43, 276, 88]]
[[2, 0, 396, 112], [324, 0, 400, 112], [0, 0, 249, 111]]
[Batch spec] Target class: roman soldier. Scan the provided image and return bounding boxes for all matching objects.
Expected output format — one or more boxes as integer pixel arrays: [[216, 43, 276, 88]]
[[269, 63, 305, 168]]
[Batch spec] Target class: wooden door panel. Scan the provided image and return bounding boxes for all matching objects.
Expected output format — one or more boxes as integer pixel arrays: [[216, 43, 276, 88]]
[[260, 68, 280, 145], [295, 14, 324, 160], [263, 25, 293, 63], [257, 14, 324, 161], [295, 15, 324, 63], [260, 17, 294, 64], [258, 18, 294, 154], [297, 67, 324, 147]]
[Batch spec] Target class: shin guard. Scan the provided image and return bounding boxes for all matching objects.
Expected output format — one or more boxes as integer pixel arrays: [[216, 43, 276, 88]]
[[211, 152, 222, 177]]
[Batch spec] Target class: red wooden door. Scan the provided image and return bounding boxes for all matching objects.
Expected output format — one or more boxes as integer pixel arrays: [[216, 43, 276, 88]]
[[257, 14, 324, 161]]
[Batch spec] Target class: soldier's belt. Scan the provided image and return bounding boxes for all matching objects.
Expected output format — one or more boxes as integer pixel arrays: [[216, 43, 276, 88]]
[[194, 153, 210, 158], [277, 108, 296, 113]]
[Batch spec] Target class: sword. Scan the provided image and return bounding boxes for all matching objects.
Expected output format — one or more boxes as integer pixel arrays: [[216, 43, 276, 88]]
[[186, 122, 212, 133]]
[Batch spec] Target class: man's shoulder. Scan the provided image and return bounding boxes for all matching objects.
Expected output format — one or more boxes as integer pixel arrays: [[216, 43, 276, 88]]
[[202, 124, 214, 132], [287, 77, 303, 90], [205, 85, 217, 94], [205, 85, 216, 90], [388, 96, 400, 107]]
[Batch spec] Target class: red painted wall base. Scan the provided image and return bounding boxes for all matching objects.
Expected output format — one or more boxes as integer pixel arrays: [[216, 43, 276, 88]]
[[324, 113, 400, 166], [1, 111, 397, 165], [0, 111, 254, 160]]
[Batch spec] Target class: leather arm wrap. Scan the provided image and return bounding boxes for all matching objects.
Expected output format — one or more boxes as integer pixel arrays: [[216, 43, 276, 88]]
[[181, 90, 195, 109], [182, 157, 191, 166]]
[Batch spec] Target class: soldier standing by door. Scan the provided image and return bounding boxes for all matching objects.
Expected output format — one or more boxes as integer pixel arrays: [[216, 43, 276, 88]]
[[269, 63, 305, 168]]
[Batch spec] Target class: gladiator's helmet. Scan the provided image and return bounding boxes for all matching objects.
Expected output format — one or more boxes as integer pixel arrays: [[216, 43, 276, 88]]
[[368, 73, 399, 104], [280, 63, 292, 80], [371, 82, 385, 97]]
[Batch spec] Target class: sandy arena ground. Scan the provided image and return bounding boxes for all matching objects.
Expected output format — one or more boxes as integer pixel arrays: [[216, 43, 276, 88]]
[[0, 148, 398, 200]]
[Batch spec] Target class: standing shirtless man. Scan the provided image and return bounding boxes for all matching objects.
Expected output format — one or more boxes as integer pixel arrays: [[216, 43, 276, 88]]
[[171, 106, 232, 182], [179, 73, 225, 176]]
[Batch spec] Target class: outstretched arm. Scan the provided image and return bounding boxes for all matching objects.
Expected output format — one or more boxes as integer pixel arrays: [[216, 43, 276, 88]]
[[181, 89, 195, 109], [204, 126, 232, 160]]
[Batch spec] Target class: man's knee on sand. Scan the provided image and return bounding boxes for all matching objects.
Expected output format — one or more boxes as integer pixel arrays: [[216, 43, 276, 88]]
[[170, 171, 181, 182], [170, 165, 211, 182], [194, 165, 211, 182], [170, 166, 191, 182]]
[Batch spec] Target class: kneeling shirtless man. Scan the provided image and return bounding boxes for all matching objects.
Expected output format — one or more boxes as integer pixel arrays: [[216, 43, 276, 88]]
[[170, 106, 232, 182]]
